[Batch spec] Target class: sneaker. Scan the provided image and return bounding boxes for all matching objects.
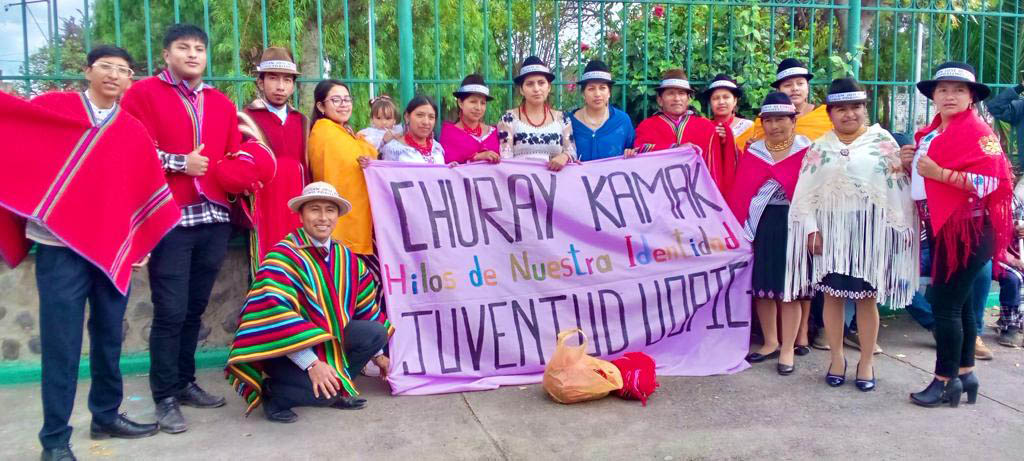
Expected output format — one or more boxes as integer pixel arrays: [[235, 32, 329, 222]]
[[997, 327, 1021, 348], [844, 332, 883, 355], [975, 337, 994, 360], [811, 330, 830, 351], [361, 362, 380, 377]]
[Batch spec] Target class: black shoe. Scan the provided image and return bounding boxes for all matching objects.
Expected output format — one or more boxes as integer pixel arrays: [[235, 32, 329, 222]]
[[41, 446, 76, 461], [996, 326, 1021, 348], [910, 377, 963, 408], [331, 396, 367, 410], [825, 358, 847, 387], [176, 382, 226, 408], [263, 405, 298, 423], [745, 349, 780, 363], [854, 363, 876, 392], [958, 371, 980, 404], [155, 396, 187, 434], [794, 345, 811, 356], [777, 363, 795, 375], [90, 413, 160, 440]]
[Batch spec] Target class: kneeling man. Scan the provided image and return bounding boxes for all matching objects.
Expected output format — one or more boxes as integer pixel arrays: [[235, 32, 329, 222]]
[[225, 182, 392, 422]]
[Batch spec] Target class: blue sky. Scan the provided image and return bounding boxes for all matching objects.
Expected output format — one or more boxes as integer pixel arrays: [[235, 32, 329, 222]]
[[0, 1, 80, 77]]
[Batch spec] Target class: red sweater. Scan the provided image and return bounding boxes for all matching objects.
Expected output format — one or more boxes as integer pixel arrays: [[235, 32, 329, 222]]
[[121, 73, 241, 207]]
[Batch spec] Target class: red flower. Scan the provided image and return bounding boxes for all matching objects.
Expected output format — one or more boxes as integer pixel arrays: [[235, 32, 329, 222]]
[[653, 5, 665, 18], [580, 42, 590, 52], [567, 83, 577, 92], [607, 32, 620, 44]]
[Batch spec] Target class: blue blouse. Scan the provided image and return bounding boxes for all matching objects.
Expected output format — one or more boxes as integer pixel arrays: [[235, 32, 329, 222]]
[[569, 106, 636, 161]]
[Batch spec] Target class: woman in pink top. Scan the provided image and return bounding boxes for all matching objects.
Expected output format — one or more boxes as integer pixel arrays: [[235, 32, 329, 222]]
[[439, 74, 501, 164]]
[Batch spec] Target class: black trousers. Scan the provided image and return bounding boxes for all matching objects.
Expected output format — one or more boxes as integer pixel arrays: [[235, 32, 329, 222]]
[[927, 218, 994, 378], [36, 244, 128, 449], [147, 223, 231, 400], [262, 320, 388, 412]]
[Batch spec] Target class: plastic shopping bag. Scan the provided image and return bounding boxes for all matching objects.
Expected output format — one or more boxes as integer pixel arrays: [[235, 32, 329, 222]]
[[542, 329, 623, 404]]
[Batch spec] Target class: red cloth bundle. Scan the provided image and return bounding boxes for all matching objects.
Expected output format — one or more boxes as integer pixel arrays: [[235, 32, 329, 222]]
[[610, 352, 659, 406]]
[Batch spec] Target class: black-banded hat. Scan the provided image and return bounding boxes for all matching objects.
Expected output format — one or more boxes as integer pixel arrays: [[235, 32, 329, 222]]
[[514, 56, 555, 86], [655, 68, 695, 95], [771, 58, 814, 89], [255, 46, 300, 76], [452, 74, 493, 101], [577, 59, 614, 89], [825, 78, 869, 106], [287, 181, 352, 215], [916, 61, 990, 101], [759, 92, 797, 117], [700, 73, 744, 101]]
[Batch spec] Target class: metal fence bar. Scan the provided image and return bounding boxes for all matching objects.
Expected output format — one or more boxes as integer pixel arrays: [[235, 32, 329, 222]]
[[3, 0, 1023, 154]]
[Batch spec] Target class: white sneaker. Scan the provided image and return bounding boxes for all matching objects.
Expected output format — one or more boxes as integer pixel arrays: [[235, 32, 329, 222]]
[[361, 362, 381, 377]]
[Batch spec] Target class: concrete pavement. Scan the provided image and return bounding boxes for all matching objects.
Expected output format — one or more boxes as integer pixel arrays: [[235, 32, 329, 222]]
[[1, 313, 1022, 460]]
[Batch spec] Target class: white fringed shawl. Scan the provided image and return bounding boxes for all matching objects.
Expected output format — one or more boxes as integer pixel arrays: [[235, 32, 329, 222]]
[[784, 124, 919, 307]]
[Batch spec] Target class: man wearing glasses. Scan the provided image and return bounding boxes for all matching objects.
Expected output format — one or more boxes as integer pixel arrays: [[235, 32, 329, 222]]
[[0, 45, 184, 461], [121, 23, 244, 434]]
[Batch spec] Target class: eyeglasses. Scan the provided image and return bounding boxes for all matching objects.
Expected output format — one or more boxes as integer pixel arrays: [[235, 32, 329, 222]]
[[326, 96, 353, 106], [92, 62, 135, 78]]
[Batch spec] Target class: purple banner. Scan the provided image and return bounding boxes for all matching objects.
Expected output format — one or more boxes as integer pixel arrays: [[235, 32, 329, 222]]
[[364, 148, 752, 395]]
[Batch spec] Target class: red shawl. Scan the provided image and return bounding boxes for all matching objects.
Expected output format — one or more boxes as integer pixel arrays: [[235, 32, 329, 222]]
[[726, 144, 808, 226], [634, 112, 736, 191], [0, 91, 180, 294], [916, 109, 1013, 277]]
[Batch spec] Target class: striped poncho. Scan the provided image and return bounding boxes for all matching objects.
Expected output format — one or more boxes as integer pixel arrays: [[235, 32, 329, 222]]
[[225, 228, 392, 414]]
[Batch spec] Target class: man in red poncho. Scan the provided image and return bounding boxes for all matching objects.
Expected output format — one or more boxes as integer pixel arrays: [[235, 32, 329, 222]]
[[634, 68, 737, 192], [237, 47, 309, 275], [0, 46, 182, 461]]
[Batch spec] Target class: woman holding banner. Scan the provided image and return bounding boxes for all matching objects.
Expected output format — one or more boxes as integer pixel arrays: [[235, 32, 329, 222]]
[[904, 62, 1013, 407], [439, 74, 501, 164], [568, 59, 635, 161], [783, 78, 918, 392], [497, 56, 577, 171], [375, 95, 446, 164], [307, 79, 377, 260], [726, 92, 812, 376]]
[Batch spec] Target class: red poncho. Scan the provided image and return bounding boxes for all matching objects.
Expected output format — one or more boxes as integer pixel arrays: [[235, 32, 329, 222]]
[[916, 109, 1013, 277], [634, 112, 737, 192], [0, 91, 180, 294]]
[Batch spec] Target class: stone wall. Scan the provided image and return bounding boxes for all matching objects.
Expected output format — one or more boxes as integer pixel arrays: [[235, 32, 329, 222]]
[[0, 247, 250, 363]]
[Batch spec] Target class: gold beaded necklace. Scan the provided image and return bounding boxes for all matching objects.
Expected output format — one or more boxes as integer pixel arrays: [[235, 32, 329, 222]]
[[765, 136, 795, 153]]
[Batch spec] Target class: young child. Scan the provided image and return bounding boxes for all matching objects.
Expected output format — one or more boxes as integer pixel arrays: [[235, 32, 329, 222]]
[[357, 94, 403, 150]]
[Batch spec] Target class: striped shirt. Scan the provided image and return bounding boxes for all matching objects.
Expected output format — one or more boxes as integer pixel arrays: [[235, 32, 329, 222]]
[[742, 135, 812, 241]]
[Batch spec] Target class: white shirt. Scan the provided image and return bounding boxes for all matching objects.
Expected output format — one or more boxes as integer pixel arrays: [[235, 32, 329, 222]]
[[264, 99, 289, 124], [380, 138, 446, 164]]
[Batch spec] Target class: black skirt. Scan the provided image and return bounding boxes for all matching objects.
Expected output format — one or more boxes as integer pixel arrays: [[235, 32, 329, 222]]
[[815, 273, 877, 299], [752, 204, 791, 301]]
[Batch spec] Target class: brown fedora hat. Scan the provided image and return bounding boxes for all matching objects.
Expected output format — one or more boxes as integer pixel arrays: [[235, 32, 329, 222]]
[[255, 46, 300, 75]]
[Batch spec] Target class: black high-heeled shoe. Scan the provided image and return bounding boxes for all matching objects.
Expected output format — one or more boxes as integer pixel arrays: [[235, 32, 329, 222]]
[[910, 377, 963, 408], [855, 362, 876, 392], [825, 358, 847, 387], [958, 371, 979, 404]]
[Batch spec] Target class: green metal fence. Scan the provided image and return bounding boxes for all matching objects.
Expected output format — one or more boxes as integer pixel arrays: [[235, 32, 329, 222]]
[[2, 1, 1022, 151]]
